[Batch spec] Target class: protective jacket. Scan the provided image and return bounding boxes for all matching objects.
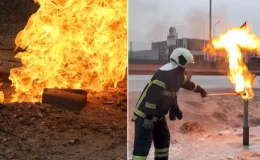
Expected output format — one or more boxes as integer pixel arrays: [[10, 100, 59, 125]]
[[133, 62, 203, 121]]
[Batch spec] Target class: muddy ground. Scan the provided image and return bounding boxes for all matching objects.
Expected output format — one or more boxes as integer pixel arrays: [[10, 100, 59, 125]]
[[128, 89, 260, 160]]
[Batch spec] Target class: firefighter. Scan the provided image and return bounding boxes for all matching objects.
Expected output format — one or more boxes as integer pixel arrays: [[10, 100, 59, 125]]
[[132, 47, 207, 160]]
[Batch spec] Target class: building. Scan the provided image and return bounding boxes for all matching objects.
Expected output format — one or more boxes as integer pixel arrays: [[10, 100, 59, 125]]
[[129, 25, 259, 66], [151, 41, 170, 60], [151, 41, 167, 51], [176, 38, 208, 51], [151, 38, 209, 62], [129, 50, 159, 60]]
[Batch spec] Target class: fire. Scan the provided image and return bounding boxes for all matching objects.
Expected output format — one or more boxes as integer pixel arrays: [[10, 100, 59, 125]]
[[211, 26, 260, 99], [8, 0, 127, 102], [0, 83, 4, 103]]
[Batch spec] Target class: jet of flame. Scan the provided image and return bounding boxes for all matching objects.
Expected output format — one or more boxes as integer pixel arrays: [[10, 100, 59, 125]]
[[211, 26, 260, 99], [8, 0, 127, 102]]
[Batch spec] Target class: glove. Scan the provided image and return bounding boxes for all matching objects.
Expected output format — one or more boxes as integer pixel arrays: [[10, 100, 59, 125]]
[[194, 85, 207, 98], [142, 115, 154, 130], [169, 107, 183, 121], [199, 87, 207, 98]]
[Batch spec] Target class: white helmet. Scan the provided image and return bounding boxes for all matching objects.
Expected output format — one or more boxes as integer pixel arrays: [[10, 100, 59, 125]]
[[170, 47, 194, 68]]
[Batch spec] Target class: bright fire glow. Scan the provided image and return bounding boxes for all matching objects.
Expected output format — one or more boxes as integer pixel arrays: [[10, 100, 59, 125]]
[[211, 26, 260, 99], [7, 0, 127, 102], [0, 83, 4, 103]]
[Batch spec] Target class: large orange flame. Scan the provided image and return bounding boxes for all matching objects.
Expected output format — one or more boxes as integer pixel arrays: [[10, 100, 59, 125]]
[[211, 26, 260, 99], [7, 0, 127, 102]]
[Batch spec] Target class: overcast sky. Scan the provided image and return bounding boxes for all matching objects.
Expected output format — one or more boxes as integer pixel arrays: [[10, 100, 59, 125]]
[[128, 0, 260, 43]]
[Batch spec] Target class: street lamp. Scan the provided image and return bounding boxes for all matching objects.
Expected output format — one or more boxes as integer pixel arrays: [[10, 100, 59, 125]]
[[213, 21, 220, 38], [204, 22, 206, 61], [213, 21, 219, 61]]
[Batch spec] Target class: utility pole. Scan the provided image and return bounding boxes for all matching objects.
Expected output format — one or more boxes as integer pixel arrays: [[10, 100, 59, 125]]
[[208, 0, 212, 61], [209, 0, 212, 42], [204, 22, 206, 61]]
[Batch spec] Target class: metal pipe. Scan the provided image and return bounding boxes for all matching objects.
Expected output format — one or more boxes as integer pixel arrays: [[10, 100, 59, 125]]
[[243, 99, 249, 146], [207, 92, 238, 97]]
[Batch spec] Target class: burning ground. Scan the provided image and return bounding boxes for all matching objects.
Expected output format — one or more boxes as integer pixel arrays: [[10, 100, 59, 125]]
[[128, 88, 260, 160], [0, 77, 127, 160], [0, 42, 127, 160], [0, 0, 127, 159]]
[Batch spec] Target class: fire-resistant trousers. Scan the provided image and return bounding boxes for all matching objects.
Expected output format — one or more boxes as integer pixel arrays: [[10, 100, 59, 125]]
[[132, 117, 170, 160]]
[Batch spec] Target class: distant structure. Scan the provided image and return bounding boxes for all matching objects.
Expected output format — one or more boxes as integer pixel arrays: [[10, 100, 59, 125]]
[[128, 26, 257, 63], [130, 50, 159, 60], [167, 27, 178, 46], [152, 38, 209, 62], [167, 27, 178, 59]]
